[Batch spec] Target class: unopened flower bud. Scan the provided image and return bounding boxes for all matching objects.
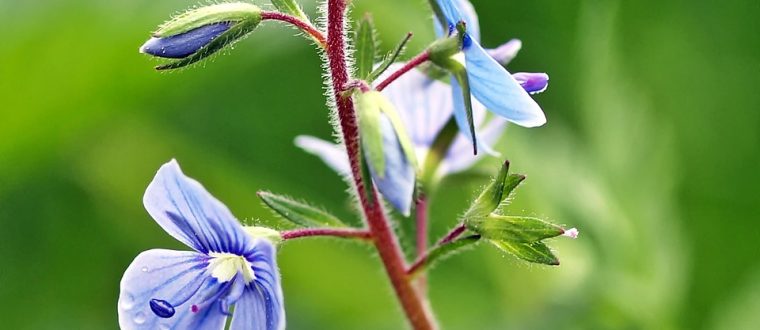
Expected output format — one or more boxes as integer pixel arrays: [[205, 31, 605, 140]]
[[139, 2, 262, 70]]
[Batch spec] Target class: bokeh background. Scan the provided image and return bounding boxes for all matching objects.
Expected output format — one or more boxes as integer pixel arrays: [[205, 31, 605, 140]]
[[1, 0, 758, 328]]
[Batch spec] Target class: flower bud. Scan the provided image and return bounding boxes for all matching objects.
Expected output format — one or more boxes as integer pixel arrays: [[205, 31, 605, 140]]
[[513, 72, 549, 94], [139, 2, 262, 70]]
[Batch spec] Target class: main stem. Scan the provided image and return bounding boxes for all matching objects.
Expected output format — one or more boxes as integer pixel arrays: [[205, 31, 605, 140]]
[[325, 1, 436, 329]]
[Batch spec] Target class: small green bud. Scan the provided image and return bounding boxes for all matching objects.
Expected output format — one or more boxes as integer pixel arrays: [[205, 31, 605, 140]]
[[463, 161, 525, 219], [467, 215, 565, 243], [243, 226, 283, 245]]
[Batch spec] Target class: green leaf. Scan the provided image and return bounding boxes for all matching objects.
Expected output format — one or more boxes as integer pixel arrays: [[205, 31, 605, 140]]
[[491, 240, 560, 266], [468, 215, 564, 243], [355, 92, 385, 177], [464, 161, 526, 219], [270, 0, 309, 22], [355, 14, 377, 80], [257, 191, 347, 227], [367, 32, 413, 82]]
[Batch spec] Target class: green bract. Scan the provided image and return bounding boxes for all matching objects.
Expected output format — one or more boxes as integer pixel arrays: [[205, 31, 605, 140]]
[[154, 3, 262, 38], [258, 191, 347, 228]]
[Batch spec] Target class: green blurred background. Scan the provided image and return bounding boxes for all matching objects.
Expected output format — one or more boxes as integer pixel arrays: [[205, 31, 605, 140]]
[[1, 0, 758, 328]]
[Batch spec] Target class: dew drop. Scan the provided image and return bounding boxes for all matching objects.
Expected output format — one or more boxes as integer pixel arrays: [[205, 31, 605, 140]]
[[133, 312, 147, 325], [141, 266, 149, 272], [159, 324, 171, 330], [120, 293, 135, 310]]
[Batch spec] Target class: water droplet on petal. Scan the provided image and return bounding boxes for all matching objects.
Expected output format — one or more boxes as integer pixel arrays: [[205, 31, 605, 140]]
[[141, 266, 149, 272], [159, 324, 171, 330], [120, 293, 135, 310], [133, 312, 147, 325], [150, 299, 176, 318]]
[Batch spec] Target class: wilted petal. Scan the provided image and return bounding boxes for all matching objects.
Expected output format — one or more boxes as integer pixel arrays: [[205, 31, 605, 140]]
[[140, 23, 232, 59], [367, 115, 415, 216], [513, 72, 549, 94], [465, 41, 546, 127], [294, 135, 351, 176], [233, 241, 285, 330], [143, 160, 251, 254], [119, 249, 228, 330], [488, 39, 522, 66]]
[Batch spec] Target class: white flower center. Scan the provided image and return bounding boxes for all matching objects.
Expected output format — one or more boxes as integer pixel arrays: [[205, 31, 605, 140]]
[[207, 252, 255, 283]]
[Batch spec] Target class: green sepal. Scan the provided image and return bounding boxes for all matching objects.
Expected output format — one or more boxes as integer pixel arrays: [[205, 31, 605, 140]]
[[355, 91, 385, 177], [491, 240, 560, 266], [270, 0, 309, 22], [355, 14, 377, 80], [154, 3, 261, 37], [367, 32, 413, 82], [371, 92, 417, 168], [243, 226, 283, 245], [257, 191, 347, 228], [464, 161, 526, 219], [468, 215, 564, 243]]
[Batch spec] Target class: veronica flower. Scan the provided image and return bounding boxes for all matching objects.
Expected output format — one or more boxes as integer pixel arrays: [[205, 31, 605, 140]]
[[118, 160, 284, 330], [432, 0, 547, 148]]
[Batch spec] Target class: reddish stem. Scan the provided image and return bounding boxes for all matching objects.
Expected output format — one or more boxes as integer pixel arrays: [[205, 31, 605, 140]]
[[375, 51, 431, 91], [438, 223, 466, 245], [261, 11, 327, 47], [281, 228, 372, 240], [325, 1, 436, 329]]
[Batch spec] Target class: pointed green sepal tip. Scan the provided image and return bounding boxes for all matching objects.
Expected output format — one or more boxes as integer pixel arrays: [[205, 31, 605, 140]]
[[355, 14, 378, 80], [257, 191, 347, 228], [464, 161, 526, 219], [468, 215, 565, 243], [140, 3, 262, 70], [243, 226, 283, 245], [491, 240, 560, 266]]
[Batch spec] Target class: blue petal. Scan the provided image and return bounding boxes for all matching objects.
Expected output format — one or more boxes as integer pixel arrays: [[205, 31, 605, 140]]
[[366, 115, 415, 216], [140, 23, 232, 59], [293, 135, 351, 176], [379, 64, 453, 147], [465, 41, 546, 127], [513, 72, 550, 94], [444, 118, 506, 174], [143, 160, 252, 254], [487, 39, 522, 66], [118, 249, 228, 330], [233, 240, 285, 330], [434, 0, 480, 41]]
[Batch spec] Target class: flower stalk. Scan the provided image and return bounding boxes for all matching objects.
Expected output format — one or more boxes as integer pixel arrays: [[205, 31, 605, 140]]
[[325, 0, 436, 328], [375, 51, 431, 91], [281, 228, 372, 240], [261, 11, 326, 47]]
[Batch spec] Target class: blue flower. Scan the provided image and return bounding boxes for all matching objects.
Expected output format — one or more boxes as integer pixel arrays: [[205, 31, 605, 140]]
[[434, 0, 547, 147], [118, 160, 284, 330]]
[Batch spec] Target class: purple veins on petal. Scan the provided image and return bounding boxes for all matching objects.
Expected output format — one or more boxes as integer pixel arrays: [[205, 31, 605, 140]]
[[140, 22, 232, 59], [513, 72, 549, 94]]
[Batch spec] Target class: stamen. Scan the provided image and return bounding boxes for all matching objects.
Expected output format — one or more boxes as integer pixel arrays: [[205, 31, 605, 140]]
[[562, 228, 579, 239], [149, 299, 175, 318]]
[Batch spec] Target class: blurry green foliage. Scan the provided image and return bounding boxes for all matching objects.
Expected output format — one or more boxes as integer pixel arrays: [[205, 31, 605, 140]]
[[0, 0, 758, 329]]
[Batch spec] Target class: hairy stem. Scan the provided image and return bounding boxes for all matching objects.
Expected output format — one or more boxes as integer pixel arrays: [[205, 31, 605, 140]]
[[415, 194, 429, 291], [281, 228, 372, 240], [325, 0, 436, 328], [261, 11, 327, 47], [375, 51, 431, 91]]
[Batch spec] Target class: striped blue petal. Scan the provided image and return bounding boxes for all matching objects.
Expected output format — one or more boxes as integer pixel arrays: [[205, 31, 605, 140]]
[[234, 241, 285, 330], [143, 159, 252, 254], [367, 115, 415, 216], [444, 118, 506, 174], [434, 0, 480, 41], [140, 23, 232, 59], [464, 41, 546, 127], [118, 249, 229, 330]]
